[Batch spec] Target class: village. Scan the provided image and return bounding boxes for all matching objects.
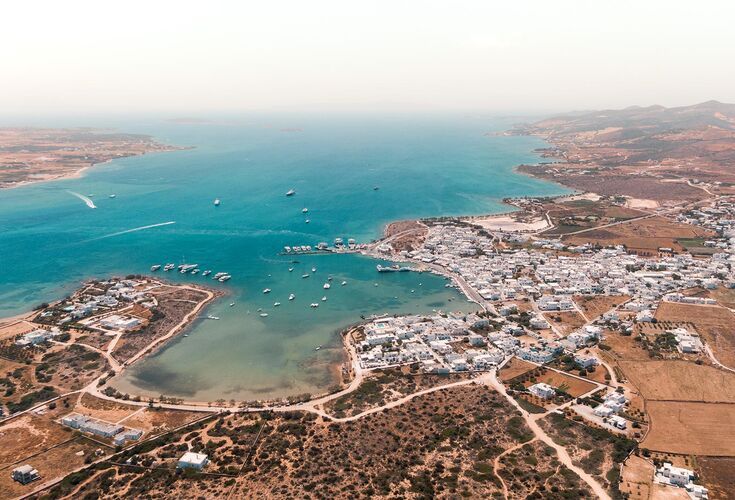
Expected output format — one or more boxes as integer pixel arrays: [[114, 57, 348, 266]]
[[1, 194, 734, 498]]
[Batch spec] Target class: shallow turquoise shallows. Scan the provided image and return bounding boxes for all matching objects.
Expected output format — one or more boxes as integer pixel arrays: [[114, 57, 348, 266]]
[[0, 114, 568, 401]]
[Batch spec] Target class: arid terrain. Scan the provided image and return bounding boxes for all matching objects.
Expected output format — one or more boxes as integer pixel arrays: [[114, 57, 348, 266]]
[[0, 128, 179, 188]]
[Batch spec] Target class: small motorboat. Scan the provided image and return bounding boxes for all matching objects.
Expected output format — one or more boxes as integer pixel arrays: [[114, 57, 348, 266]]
[[289, 293, 295, 300], [260, 313, 268, 317], [274, 302, 281, 307], [263, 288, 271, 294]]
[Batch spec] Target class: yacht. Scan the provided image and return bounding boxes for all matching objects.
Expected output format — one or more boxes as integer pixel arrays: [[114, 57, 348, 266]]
[[213, 272, 227, 279], [263, 288, 271, 294], [260, 312, 268, 317], [202, 270, 212, 276], [323, 283, 331, 289], [214, 198, 221, 206], [150, 264, 161, 272], [219, 275, 231, 282], [274, 302, 281, 307], [286, 189, 296, 196], [191, 268, 200, 275]]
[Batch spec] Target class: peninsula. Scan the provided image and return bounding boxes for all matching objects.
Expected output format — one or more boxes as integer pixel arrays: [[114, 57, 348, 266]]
[[0, 128, 180, 189]]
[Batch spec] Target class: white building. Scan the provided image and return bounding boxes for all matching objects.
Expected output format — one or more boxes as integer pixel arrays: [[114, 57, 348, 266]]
[[177, 452, 209, 470], [528, 382, 555, 399]]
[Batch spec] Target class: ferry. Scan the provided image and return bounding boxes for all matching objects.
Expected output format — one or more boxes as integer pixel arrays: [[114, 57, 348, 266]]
[[214, 199, 221, 206], [286, 189, 296, 196], [150, 264, 161, 272], [263, 288, 271, 294], [288, 293, 295, 300], [323, 283, 331, 289]]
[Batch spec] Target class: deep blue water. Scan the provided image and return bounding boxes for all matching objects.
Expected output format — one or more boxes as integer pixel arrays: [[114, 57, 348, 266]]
[[0, 114, 568, 400]]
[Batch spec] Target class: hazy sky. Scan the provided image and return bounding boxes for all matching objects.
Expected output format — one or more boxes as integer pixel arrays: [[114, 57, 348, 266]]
[[4, 0, 734, 115]]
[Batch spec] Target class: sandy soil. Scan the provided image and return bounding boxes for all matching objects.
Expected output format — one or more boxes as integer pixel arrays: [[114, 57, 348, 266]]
[[468, 213, 550, 232]]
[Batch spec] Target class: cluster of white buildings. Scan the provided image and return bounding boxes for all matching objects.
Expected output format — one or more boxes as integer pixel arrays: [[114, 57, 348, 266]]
[[357, 314, 511, 373], [593, 391, 628, 429], [41, 278, 156, 329], [61, 413, 143, 446], [655, 462, 709, 499], [667, 327, 704, 354], [15, 327, 62, 347]]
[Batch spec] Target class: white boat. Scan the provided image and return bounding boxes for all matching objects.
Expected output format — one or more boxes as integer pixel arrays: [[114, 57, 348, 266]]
[[191, 269, 200, 274], [323, 283, 331, 289], [305, 219, 310, 223], [207, 315, 220, 320], [321, 296, 327, 301], [229, 303, 235, 307], [263, 288, 271, 294], [288, 293, 295, 301], [219, 275, 231, 282], [302, 208, 308, 213], [164, 263, 176, 271], [315, 345, 321, 351], [202, 270, 212, 276], [150, 264, 161, 271], [213, 272, 227, 279], [260, 313, 268, 317], [288, 268, 294, 272], [311, 267, 317, 272], [274, 302, 281, 307], [109, 194, 116, 198], [310, 303, 319, 308], [286, 189, 296, 196], [214, 199, 221, 206], [183, 334, 189, 337], [341, 281, 347, 286], [302, 274, 310, 278]]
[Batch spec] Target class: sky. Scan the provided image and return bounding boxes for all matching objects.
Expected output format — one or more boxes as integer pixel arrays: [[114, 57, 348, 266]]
[[3, 0, 735, 115]]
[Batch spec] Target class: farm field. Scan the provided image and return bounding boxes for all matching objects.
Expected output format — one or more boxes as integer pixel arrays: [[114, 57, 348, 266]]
[[543, 310, 587, 336], [619, 360, 735, 402], [643, 401, 735, 456], [697, 457, 735, 499], [498, 357, 537, 382], [573, 295, 630, 321], [563, 216, 715, 254], [73, 393, 141, 423], [619, 455, 654, 500]]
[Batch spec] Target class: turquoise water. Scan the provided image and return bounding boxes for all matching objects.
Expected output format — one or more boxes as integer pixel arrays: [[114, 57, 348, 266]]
[[0, 115, 568, 401]]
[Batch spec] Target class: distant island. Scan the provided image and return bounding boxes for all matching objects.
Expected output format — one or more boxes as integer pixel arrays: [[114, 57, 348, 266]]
[[0, 128, 181, 189]]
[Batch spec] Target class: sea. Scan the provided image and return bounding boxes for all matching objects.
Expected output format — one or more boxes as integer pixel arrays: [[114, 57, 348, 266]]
[[0, 114, 569, 401]]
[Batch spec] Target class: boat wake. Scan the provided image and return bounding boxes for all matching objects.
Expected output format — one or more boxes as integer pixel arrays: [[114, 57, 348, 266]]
[[67, 190, 96, 209], [87, 221, 176, 241]]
